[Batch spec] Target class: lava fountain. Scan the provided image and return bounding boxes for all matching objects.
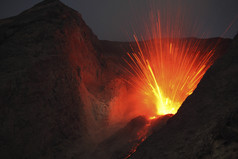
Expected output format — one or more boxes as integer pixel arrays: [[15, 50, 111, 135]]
[[124, 12, 217, 118]]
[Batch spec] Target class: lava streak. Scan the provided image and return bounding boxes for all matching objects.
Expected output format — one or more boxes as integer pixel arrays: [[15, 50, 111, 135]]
[[124, 13, 216, 117]]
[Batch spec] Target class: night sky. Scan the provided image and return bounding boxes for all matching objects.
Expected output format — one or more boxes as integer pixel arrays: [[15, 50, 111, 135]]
[[0, 0, 237, 41]]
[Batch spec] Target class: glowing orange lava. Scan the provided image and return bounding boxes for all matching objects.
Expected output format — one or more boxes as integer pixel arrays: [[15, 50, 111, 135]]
[[125, 13, 216, 117]]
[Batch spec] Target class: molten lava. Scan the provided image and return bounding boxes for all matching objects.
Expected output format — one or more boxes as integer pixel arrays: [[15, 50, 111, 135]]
[[124, 13, 216, 118]]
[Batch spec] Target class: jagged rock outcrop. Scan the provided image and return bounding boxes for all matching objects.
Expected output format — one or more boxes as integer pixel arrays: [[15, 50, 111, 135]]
[[131, 34, 238, 159], [92, 114, 173, 159], [0, 0, 235, 159], [0, 0, 109, 158]]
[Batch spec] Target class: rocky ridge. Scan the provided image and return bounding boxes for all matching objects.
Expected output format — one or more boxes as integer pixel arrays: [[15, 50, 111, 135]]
[[131, 34, 238, 159], [0, 0, 236, 159]]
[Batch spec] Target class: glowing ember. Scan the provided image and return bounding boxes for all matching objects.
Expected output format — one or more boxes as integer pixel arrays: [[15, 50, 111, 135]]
[[149, 116, 157, 120], [124, 13, 216, 117]]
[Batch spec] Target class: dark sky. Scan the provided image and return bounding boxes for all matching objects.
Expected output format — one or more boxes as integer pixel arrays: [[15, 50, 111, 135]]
[[0, 0, 237, 41]]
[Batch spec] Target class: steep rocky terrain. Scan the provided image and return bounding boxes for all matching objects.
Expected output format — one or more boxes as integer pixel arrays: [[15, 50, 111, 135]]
[[0, 0, 111, 158], [0, 0, 236, 159], [131, 34, 238, 159]]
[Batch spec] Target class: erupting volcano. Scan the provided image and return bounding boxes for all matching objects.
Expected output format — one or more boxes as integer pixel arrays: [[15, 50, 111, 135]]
[[1, 0, 237, 159], [124, 13, 217, 118]]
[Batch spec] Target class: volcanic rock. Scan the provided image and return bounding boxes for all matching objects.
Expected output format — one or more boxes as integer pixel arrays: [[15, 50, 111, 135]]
[[131, 34, 238, 158], [92, 114, 174, 159], [0, 0, 235, 159], [0, 0, 109, 158], [92, 116, 148, 159]]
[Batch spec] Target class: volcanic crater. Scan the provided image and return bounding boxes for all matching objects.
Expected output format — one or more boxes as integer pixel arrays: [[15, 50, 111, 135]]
[[0, 0, 238, 159]]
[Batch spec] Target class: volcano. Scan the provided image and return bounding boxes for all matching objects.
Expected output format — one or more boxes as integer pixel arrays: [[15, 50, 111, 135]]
[[131, 34, 238, 159], [0, 0, 237, 159]]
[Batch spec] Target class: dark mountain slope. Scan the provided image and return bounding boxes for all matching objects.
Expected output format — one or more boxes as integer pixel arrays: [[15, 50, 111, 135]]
[[0, 0, 107, 158], [131, 34, 238, 159], [0, 0, 235, 159]]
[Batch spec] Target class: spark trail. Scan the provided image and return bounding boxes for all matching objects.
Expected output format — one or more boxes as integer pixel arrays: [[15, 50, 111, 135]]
[[125, 13, 216, 117]]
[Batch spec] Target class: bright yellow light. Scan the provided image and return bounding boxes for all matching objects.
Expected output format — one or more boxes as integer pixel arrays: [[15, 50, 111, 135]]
[[125, 15, 216, 117]]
